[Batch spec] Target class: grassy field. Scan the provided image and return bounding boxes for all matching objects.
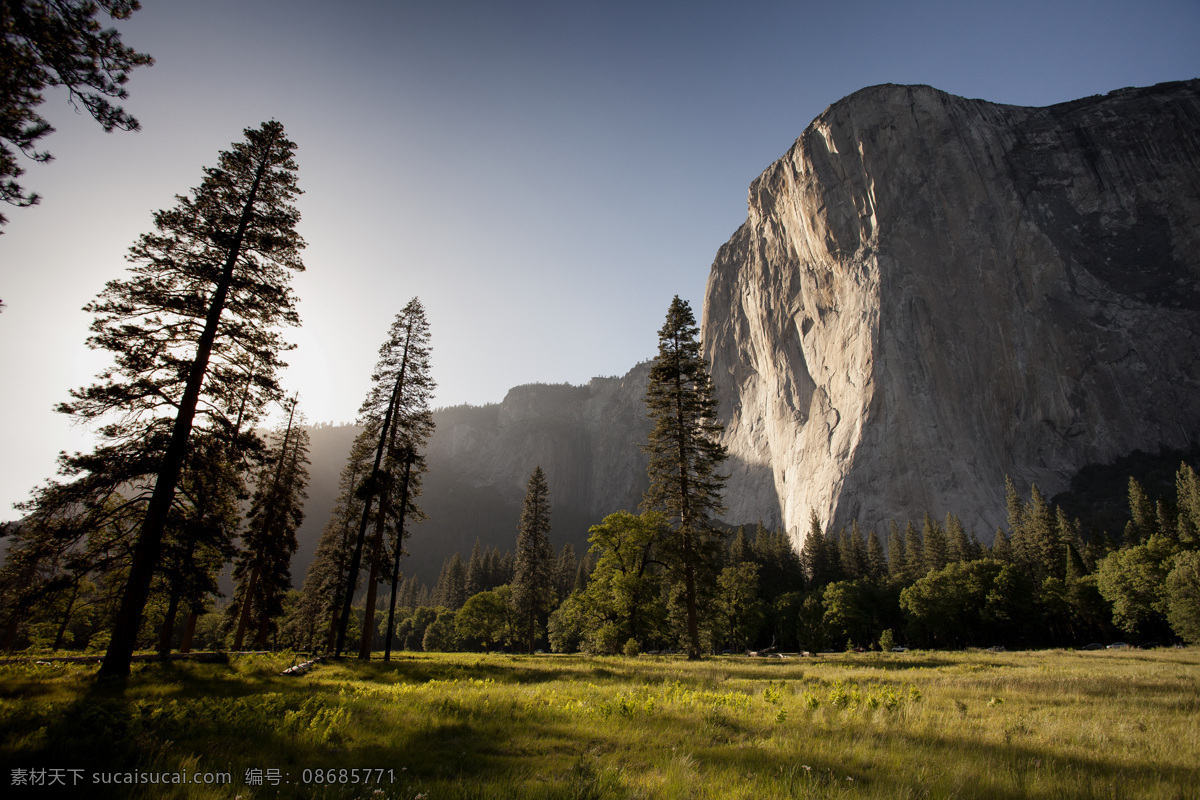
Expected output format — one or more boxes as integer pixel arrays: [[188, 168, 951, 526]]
[[0, 648, 1197, 799]]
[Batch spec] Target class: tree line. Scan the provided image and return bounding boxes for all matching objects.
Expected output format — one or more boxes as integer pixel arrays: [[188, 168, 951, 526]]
[[217, 460, 1198, 658]]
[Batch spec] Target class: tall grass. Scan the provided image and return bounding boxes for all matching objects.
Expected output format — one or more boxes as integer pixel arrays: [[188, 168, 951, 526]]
[[1, 648, 1197, 799]]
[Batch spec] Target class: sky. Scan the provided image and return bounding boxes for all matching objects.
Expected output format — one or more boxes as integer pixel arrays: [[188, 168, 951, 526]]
[[1, 0, 1198, 517]]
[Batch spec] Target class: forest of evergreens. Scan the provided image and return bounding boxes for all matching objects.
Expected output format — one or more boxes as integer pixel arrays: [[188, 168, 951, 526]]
[[1, 1, 1198, 671], [258, 462, 1199, 658]]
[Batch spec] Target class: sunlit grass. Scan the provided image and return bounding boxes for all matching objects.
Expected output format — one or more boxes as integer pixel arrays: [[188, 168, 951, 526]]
[[0, 648, 1197, 798]]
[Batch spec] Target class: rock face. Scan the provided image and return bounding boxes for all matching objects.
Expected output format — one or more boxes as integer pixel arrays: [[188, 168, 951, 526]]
[[702, 80, 1200, 547], [418, 363, 653, 560]]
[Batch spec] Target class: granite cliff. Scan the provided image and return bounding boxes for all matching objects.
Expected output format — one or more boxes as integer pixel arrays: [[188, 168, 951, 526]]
[[702, 80, 1200, 546]]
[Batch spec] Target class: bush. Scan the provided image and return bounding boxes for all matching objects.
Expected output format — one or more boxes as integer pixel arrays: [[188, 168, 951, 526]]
[[623, 638, 640, 657], [1166, 550, 1200, 644]]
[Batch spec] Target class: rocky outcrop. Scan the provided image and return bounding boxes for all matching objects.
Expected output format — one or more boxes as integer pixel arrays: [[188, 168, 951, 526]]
[[702, 80, 1200, 547]]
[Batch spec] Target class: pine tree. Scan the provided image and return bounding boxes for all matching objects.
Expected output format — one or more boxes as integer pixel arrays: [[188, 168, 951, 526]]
[[1026, 485, 1060, 582], [800, 512, 831, 588], [333, 298, 435, 659], [835, 527, 857, 579], [70, 121, 305, 677], [483, 548, 500, 590], [729, 526, 752, 564], [1127, 477, 1157, 544], [850, 521, 868, 577], [574, 550, 595, 593], [380, 413, 434, 661], [1007, 476, 1035, 567], [513, 466, 553, 654], [642, 296, 728, 659], [991, 528, 1013, 563], [229, 399, 310, 649], [866, 528, 887, 581], [1, 0, 153, 228], [904, 522, 924, 581], [945, 513, 970, 564], [465, 539, 487, 597], [886, 521, 906, 583], [1006, 475, 1025, 537], [554, 543, 578, 602], [753, 524, 803, 599], [923, 513, 948, 574], [1176, 463, 1200, 547], [434, 553, 467, 610]]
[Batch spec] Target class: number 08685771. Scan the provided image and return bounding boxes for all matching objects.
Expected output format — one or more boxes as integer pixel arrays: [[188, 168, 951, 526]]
[[300, 768, 395, 784]]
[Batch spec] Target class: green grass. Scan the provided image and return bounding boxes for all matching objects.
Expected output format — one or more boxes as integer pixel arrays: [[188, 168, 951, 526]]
[[1, 648, 1198, 799]]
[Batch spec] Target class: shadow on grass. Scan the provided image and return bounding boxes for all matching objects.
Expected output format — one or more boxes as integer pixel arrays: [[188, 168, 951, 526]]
[[696, 720, 1200, 800]]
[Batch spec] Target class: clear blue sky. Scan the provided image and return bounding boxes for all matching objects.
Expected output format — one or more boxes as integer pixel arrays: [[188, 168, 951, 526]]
[[2, 0, 1198, 516]]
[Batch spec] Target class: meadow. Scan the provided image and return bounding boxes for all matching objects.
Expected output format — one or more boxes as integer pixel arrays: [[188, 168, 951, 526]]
[[0, 648, 1197, 799]]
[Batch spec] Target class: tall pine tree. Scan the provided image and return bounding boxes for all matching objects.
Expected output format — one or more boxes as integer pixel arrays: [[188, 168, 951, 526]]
[[513, 466, 553, 654], [332, 298, 434, 659], [60, 121, 306, 677], [642, 296, 728, 659]]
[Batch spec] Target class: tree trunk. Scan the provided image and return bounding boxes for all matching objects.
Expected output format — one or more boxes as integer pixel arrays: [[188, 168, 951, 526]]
[[383, 454, 415, 661], [3, 615, 19, 652], [684, 532, 701, 660], [53, 580, 81, 652], [335, 380, 399, 657], [100, 136, 275, 679], [358, 522, 386, 659], [179, 609, 199, 653], [232, 569, 259, 651], [255, 607, 272, 649], [157, 588, 181, 658]]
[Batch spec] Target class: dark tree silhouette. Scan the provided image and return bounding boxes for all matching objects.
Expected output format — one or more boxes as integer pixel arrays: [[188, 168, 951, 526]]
[[61, 121, 305, 677], [229, 398, 310, 650], [1, 0, 152, 227], [333, 298, 434, 659]]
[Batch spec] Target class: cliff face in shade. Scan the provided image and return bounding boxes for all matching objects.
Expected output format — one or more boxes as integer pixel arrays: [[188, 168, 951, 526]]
[[701, 80, 1200, 546], [419, 362, 654, 555], [289, 365, 654, 584]]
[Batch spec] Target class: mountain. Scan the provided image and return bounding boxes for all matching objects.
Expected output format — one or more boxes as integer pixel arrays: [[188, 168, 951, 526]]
[[293, 80, 1200, 580], [293, 365, 652, 585], [702, 80, 1200, 547]]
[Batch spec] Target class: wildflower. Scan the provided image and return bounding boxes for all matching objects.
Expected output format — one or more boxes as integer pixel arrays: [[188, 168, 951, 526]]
[[803, 765, 812, 772]]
